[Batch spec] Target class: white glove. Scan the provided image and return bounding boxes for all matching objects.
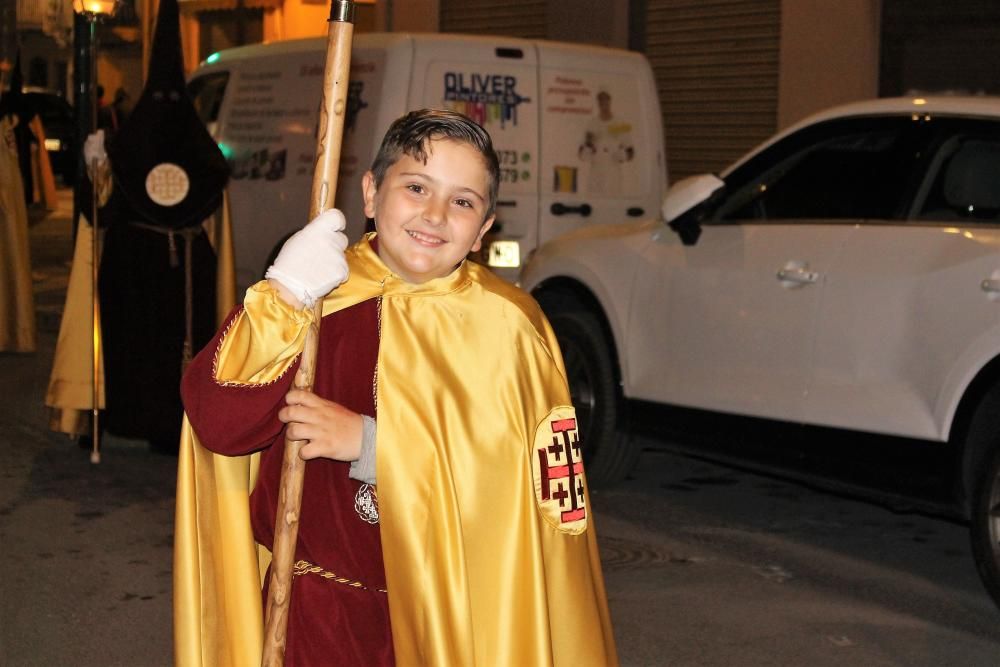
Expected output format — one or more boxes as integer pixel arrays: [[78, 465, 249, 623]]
[[265, 208, 350, 307], [83, 130, 107, 166]]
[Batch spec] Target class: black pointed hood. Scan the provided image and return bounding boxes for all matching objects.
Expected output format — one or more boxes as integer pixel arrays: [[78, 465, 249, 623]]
[[108, 0, 228, 229]]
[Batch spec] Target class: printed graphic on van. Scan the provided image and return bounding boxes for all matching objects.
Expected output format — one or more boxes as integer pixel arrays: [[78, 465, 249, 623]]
[[542, 72, 642, 197], [346, 80, 369, 133], [231, 147, 287, 181], [577, 87, 635, 196], [553, 165, 578, 193], [443, 72, 531, 128]]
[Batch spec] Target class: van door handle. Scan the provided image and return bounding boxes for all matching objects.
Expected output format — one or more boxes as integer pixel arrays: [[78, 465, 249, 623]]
[[776, 266, 819, 287], [551, 203, 592, 217], [982, 270, 1000, 301]]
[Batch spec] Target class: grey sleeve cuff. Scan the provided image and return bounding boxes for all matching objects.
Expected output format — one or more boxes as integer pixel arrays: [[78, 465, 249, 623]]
[[348, 414, 377, 485]]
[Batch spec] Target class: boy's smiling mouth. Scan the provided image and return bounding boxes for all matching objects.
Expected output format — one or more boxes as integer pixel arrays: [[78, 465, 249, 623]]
[[407, 229, 446, 246]]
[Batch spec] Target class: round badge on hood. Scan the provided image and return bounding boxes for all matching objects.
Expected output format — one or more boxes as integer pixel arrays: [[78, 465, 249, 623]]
[[145, 163, 190, 206]]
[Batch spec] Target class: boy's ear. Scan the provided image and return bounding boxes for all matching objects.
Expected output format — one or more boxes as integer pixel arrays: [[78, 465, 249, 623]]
[[361, 171, 377, 219], [470, 215, 496, 253]]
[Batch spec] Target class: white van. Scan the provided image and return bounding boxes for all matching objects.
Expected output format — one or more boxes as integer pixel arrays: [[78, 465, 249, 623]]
[[187, 32, 666, 290]]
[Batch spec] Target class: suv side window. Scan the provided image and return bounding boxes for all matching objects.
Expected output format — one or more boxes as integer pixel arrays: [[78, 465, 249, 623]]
[[912, 120, 1000, 224], [710, 117, 921, 223]]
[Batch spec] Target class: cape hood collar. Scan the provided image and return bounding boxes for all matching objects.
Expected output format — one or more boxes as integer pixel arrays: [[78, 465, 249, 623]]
[[347, 232, 473, 297]]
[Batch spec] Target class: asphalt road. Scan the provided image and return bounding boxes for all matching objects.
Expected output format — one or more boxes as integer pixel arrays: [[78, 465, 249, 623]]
[[597, 445, 1000, 665], [2, 192, 999, 666]]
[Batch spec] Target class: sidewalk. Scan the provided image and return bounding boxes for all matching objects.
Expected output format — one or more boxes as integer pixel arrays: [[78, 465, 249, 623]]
[[0, 189, 176, 666]]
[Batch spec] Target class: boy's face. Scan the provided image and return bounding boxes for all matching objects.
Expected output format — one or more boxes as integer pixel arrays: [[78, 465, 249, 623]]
[[363, 138, 495, 284]]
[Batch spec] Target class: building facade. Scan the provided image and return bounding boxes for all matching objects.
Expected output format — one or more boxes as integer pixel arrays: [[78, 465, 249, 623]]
[[10, 0, 999, 183]]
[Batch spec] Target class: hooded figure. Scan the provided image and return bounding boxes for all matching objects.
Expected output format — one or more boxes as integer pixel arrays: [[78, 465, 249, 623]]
[[95, 0, 229, 451]]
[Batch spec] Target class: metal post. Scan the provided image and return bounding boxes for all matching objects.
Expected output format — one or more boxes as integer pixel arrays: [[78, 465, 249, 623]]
[[87, 14, 101, 464], [72, 10, 94, 240]]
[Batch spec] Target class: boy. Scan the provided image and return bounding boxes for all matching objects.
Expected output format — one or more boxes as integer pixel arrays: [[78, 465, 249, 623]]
[[175, 109, 618, 666]]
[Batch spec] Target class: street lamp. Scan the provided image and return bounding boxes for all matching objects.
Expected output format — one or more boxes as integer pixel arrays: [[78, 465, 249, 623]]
[[74, 0, 118, 12], [72, 0, 118, 465]]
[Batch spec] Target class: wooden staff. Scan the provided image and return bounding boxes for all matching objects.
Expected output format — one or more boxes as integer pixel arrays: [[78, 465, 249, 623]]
[[261, 2, 355, 664]]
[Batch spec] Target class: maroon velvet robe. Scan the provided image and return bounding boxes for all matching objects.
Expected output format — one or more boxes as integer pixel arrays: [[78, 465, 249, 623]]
[[181, 298, 394, 666]]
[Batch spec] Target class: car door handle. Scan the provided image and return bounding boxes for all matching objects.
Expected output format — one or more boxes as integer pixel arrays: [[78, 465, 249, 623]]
[[551, 202, 592, 217], [981, 278, 1000, 293], [776, 267, 819, 286]]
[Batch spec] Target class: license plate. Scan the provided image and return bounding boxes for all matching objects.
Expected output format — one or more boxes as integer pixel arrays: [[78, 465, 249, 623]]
[[487, 240, 520, 268]]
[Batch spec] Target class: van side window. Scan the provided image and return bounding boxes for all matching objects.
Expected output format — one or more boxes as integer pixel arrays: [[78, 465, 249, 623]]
[[187, 72, 230, 125]]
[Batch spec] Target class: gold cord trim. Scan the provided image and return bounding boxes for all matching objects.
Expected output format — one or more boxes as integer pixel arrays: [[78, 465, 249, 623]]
[[292, 559, 387, 593], [210, 310, 301, 388]]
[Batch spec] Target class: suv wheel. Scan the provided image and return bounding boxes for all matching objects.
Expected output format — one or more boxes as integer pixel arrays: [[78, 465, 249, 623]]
[[547, 308, 638, 485], [971, 443, 1000, 610]]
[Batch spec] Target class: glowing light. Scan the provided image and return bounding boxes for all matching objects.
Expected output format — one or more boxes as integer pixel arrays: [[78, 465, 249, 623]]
[[913, 98, 927, 106], [217, 142, 234, 160], [72, 0, 118, 16], [206, 52, 221, 65]]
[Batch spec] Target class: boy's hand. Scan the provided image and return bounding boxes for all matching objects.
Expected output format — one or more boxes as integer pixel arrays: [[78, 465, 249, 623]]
[[279, 388, 363, 462], [265, 208, 350, 308]]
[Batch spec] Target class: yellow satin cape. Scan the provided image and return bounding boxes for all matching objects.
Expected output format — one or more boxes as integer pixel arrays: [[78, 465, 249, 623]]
[[174, 235, 618, 666]]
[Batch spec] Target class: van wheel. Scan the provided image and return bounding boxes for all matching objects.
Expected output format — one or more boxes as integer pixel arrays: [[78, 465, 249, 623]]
[[547, 309, 638, 485], [971, 443, 1000, 610]]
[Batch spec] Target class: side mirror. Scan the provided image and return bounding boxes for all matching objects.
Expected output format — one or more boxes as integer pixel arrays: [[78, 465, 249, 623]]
[[661, 173, 725, 246], [661, 173, 725, 222]]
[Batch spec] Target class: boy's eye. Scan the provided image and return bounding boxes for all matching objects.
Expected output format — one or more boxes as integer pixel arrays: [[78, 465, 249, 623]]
[[454, 198, 473, 208], [407, 184, 424, 194]]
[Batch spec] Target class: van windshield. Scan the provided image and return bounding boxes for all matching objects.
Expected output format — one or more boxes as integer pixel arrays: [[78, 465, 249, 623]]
[[187, 72, 230, 125]]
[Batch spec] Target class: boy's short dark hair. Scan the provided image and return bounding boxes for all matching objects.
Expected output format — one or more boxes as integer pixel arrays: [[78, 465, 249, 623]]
[[370, 108, 500, 220]]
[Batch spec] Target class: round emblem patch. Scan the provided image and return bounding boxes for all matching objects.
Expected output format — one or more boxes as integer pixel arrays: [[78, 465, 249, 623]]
[[532, 406, 588, 535], [145, 163, 190, 206]]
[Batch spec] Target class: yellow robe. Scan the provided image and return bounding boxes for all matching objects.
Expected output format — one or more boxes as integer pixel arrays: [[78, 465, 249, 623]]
[[0, 116, 37, 353], [174, 234, 618, 666]]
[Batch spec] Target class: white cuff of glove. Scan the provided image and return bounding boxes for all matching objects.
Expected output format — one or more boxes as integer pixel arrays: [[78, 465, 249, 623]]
[[83, 129, 108, 166], [265, 208, 350, 307]]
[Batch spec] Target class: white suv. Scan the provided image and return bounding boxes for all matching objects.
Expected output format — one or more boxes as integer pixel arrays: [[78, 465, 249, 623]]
[[521, 96, 1000, 608]]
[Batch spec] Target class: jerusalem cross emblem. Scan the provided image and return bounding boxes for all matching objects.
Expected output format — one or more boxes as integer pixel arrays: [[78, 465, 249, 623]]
[[533, 407, 588, 534]]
